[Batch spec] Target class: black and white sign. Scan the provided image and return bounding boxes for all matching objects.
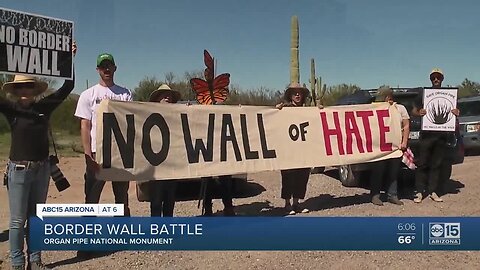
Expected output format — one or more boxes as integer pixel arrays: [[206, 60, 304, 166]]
[[422, 88, 458, 132], [0, 7, 74, 79]]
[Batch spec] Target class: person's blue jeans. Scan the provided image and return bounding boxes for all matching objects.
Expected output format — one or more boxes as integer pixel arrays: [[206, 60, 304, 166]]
[[7, 160, 50, 267]]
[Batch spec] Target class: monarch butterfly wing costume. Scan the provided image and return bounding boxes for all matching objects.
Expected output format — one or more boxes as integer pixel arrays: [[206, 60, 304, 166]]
[[210, 73, 230, 104], [190, 78, 213, 105], [190, 50, 230, 105]]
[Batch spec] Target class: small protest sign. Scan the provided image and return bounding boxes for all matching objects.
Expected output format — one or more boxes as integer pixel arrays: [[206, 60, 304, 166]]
[[422, 88, 458, 132]]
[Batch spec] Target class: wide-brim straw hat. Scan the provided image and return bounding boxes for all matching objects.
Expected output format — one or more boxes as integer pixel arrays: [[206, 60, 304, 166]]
[[283, 82, 310, 102], [149, 84, 181, 102], [2, 75, 48, 96]]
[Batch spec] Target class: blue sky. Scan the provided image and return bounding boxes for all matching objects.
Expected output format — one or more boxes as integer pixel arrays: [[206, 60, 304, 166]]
[[2, 0, 480, 93]]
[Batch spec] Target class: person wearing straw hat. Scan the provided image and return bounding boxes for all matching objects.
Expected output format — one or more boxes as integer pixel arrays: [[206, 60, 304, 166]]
[[411, 68, 460, 203], [1, 43, 76, 270], [149, 83, 181, 104], [276, 82, 311, 215], [145, 84, 180, 216], [369, 86, 409, 206], [74, 52, 132, 222], [276, 82, 311, 110]]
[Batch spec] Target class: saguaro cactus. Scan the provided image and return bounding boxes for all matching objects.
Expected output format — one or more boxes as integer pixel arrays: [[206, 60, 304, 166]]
[[321, 83, 327, 105], [317, 76, 322, 105], [310, 59, 317, 106], [290, 16, 299, 85]]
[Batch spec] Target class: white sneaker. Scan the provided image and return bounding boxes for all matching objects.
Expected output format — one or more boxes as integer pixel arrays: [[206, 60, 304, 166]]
[[430, 192, 443, 202], [413, 193, 423, 203]]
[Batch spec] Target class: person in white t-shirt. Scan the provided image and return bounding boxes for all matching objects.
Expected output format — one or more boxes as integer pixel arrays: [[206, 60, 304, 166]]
[[74, 53, 132, 218], [370, 87, 410, 206]]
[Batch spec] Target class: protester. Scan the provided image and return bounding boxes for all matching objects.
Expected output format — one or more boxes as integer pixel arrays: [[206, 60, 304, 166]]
[[412, 68, 460, 203], [142, 84, 180, 216], [74, 53, 132, 215], [276, 83, 311, 215], [429, 69, 460, 195], [1, 43, 76, 270], [369, 87, 409, 206], [202, 175, 236, 216]]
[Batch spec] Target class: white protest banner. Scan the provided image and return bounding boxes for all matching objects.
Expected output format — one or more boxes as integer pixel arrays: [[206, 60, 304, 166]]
[[95, 100, 403, 181], [422, 88, 458, 131], [0, 7, 74, 79]]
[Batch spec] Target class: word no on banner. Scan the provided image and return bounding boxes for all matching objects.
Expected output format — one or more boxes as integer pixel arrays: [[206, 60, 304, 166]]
[[0, 7, 74, 79], [95, 101, 403, 181]]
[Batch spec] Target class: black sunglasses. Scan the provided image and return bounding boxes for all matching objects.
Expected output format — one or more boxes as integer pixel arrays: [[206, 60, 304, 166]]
[[430, 74, 443, 81], [13, 82, 35, 89], [97, 62, 115, 69]]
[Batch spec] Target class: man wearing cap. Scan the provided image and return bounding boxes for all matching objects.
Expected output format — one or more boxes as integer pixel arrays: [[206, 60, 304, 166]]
[[75, 53, 132, 217], [140, 84, 180, 217], [276, 83, 311, 215], [369, 87, 409, 206], [412, 68, 460, 203]]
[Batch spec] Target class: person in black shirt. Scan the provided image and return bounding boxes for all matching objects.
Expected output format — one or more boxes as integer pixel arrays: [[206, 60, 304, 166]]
[[144, 84, 180, 217], [1, 44, 76, 270], [276, 83, 311, 215], [412, 68, 459, 203]]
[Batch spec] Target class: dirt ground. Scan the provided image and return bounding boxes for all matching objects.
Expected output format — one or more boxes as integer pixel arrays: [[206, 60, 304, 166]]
[[0, 156, 479, 270]]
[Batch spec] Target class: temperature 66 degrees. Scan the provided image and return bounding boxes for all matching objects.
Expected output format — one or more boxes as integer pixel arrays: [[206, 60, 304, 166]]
[[398, 235, 415, 244], [397, 223, 416, 231]]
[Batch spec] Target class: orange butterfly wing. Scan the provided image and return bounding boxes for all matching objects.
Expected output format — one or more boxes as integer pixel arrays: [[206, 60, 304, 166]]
[[190, 78, 209, 93], [211, 88, 229, 104], [210, 73, 230, 104], [203, 50, 214, 71], [203, 50, 214, 81], [196, 91, 214, 105], [213, 73, 230, 89], [190, 78, 213, 105]]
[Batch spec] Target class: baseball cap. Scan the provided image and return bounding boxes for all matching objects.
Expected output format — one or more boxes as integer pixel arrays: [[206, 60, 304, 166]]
[[375, 86, 393, 102], [96, 53, 115, 66], [430, 68, 443, 78]]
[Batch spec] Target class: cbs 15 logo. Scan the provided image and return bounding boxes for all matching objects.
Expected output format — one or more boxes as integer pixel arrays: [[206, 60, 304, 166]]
[[429, 223, 461, 245]]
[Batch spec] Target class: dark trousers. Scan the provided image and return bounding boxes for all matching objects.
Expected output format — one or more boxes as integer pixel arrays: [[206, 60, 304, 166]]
[[84, 154, 130, 216], [150, 180, 177, 217], [280, 168, 310, 200], [415, 135, 447, 194], [370, 158, 401, 197], [438, 161, 453, 195], [203, 175, 234, 210]]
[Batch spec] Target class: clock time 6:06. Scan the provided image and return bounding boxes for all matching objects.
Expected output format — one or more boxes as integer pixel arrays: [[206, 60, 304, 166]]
[[397, 223, 416, 231]]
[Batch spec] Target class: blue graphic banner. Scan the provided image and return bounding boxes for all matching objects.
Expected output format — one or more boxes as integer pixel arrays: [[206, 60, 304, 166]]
[[29, 217, 480, 251]]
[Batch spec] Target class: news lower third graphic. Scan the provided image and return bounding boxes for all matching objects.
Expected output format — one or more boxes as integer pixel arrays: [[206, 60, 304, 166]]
[[30, 205, 479, 250], [37, 204, 124, 219]]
